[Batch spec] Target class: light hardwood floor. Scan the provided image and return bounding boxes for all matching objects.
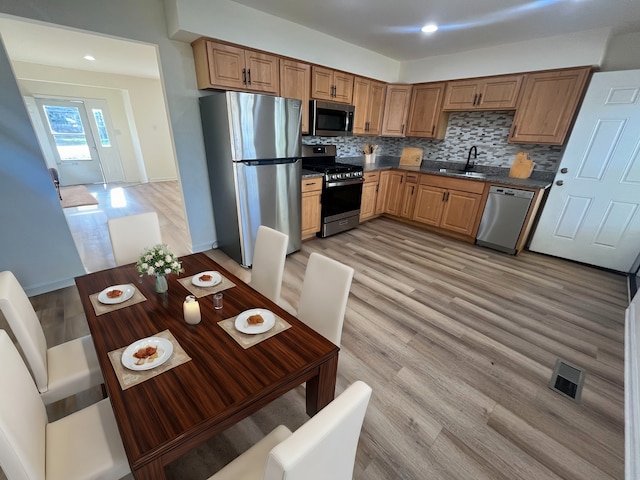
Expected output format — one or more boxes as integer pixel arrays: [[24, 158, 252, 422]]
[[63, 181, 191, 273], [0, 197, 628, 479]]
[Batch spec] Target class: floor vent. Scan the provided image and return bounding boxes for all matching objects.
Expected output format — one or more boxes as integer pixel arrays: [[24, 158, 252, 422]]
[[549, 359, 585, 403]]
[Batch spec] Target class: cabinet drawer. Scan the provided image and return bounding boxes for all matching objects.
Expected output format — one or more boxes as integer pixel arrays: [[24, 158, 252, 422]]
[[420, 174, 485, 194], [363, 171, 380, 183], [302, 177, 323, 192], [406, 172, 420, 183]]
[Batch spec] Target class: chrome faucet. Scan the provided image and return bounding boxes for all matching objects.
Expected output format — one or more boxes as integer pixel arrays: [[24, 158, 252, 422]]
[[465, 146, 477, 171]]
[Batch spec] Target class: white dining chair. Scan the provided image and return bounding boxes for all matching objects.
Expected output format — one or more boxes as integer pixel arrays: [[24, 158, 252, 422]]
[[107, 211, 163, 266], [0, 329, 130, 480], [296, 252, 355, 346], [249, 226, 289, 304], [0, 270, 103, 405], [207, 380, 372, 480]]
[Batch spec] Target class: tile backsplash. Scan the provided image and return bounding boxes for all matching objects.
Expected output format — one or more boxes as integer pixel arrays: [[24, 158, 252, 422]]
[[303, 111, 564, 172]]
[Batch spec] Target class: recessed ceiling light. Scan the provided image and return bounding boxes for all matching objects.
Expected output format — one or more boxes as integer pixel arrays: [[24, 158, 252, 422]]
[[421, 24, 438, 33], [84, 55, 95, 61]]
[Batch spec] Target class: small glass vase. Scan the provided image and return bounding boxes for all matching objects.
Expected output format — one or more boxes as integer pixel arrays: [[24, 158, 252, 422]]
[[155, 275, 168, 293]]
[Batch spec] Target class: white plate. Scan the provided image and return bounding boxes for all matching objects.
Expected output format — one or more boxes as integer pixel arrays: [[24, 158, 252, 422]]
[[192, 271, 222, 287], [98, 284, 135, 304], [121, 337, 173, 371], [235, 308, 276, 334]]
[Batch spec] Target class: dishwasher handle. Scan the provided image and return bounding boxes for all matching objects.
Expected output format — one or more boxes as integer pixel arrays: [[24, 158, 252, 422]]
[[488, 185, 535, 200]]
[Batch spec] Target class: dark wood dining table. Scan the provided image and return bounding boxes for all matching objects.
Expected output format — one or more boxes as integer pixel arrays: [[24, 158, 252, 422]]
[[75, 252, 339, 480]]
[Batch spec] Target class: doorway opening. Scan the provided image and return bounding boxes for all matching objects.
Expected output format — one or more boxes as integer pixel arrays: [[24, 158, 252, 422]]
[[0, 15, 190, 272]]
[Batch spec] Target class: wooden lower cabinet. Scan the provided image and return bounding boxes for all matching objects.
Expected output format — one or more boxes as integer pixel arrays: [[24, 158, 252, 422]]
[[412, 177, 483, 236], [382, 170, 406, 216], [375, 171, 390, 215], [439, 190, 483, 236], [400, 172, 420, 218], [413, 185, 446, 226], [301, 177, 322, 239], [360, 171, 380, 222]]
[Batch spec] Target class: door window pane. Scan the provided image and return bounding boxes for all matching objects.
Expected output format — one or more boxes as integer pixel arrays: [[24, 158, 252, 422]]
[[92, 109, 111, 147], [43, 105, 91, 160]]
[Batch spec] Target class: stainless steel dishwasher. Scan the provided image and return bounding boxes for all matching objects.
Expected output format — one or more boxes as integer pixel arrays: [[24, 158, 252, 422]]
[[476, 185, 535, 254]]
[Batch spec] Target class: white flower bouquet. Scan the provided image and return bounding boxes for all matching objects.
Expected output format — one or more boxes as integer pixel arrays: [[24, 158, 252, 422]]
[[136, 244, 183, 277]]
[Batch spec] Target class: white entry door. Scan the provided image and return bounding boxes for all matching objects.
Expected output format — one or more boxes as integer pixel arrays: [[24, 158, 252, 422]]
[[37, 98, 104, 185], [529, 70, 640, 272]]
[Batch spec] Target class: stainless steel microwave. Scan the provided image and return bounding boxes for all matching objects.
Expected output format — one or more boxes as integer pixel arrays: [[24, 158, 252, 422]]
[[309, 100, 354, 136]]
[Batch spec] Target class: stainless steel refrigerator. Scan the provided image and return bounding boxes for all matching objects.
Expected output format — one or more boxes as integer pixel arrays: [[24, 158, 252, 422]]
[[199, 91, 302, 267]]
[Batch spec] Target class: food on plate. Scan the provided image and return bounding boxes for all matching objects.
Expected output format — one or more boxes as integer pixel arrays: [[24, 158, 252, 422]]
[[199, 274, 213, 282], [247, 314, 264, 326], [133, 345, 159, 365], [106, 289, 123, 299]]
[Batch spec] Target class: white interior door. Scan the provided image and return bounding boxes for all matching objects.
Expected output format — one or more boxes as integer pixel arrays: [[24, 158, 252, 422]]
[[37, 98, 104, 186], [529, 70, 640, 272]]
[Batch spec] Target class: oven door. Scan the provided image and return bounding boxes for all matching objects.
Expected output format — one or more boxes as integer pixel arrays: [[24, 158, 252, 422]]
[[321, 179, 363, 223]]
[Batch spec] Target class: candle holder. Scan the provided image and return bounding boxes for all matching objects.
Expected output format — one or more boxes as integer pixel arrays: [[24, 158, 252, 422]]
[[183, 295, 201, 325]]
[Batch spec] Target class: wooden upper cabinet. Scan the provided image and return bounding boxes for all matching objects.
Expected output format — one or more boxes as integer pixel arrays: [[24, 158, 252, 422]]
[[381, 84, 412, 137], [192, 39, 279, 94], [406, 82, 447, 138], [509, 67, 591, 145], [442, 74, 523, 111], [353, 77, 386, 135], [244, 50, 280, 93], [311, 66, 354, 104], [280, 59, 311, 134]]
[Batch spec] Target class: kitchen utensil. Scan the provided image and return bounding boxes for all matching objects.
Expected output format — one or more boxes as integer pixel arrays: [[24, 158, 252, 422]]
[[509, 152, 535, 178], [399, 147, 423, 166]]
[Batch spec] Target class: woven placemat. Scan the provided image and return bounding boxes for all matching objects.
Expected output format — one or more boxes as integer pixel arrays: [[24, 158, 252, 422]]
[[89, 284, 147, 316], [107, 329, 192, 390], [178, 273, 236, 298], [218, 314, 291, 349]]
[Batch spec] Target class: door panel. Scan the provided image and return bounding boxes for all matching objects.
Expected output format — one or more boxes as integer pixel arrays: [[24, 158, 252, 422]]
[[530, 70, 640, 272], [37, 98, 103, 185]]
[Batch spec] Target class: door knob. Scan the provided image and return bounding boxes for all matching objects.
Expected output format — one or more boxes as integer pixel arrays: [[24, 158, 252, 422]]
[[556, 180, 564, 186], [560, 168, 568, 174]]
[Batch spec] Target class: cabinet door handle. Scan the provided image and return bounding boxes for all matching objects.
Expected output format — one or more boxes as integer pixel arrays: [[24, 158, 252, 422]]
[[473, 94, 478, 105], [242, 68, 247, 85], [442, 191, 446, 202], [477, 93, 482, 105], [401, 124, 405, 134], [431, 125, 435, 135], [247, 68, 251, 85], [444, 191, 450, 202]]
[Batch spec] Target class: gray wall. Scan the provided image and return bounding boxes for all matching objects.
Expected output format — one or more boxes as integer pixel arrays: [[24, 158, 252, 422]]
[[0, 0, 215, 294], [0, 38, 85, 293]]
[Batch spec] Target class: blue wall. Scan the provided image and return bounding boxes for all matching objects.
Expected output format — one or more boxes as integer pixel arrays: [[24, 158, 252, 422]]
[[0, 38, 85, 294]]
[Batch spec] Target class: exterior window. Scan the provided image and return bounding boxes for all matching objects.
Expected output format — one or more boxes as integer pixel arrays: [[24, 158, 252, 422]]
[[92, 108, 111, 147], [43, 105, 91, 161]]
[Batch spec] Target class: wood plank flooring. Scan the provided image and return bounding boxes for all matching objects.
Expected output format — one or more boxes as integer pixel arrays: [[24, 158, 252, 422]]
[[0, 213, 628, 480], [63, 181, 191, 273]]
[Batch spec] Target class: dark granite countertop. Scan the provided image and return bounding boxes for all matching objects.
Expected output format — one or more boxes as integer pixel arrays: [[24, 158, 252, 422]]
[[339, 155, 553, 189], [302, 169, 324, 179]]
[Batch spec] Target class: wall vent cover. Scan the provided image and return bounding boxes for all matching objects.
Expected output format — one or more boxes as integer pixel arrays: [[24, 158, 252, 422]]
[[549, 359, 585, 403]]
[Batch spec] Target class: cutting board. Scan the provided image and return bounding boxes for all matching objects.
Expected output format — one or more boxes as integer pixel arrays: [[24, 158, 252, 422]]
[[399, 147, 423, 166], [509, 152, 535, 178]]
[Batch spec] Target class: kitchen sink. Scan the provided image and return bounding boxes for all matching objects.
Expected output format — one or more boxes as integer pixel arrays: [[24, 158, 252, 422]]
[[438, 169, 487, 179]]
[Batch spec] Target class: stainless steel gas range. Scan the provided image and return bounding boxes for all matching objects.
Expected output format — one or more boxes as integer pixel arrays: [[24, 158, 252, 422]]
[[301, 145, 364, 238]]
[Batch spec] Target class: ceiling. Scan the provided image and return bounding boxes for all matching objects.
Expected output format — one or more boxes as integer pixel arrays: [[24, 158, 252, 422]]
[[0, 0, 639, 79], [0, 17, 160, 78], [229, 0, 640, 61]]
